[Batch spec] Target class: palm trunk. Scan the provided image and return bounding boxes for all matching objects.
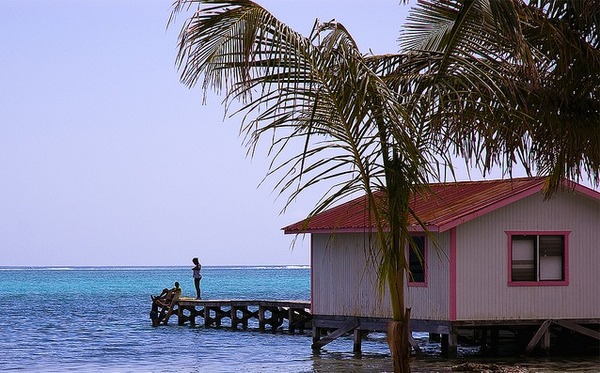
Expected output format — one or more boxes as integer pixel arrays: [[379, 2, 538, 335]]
[[384, 156, 412, 373], [387, 307, 412, 373], [386, 226, 412, 373], [374, 108, 413, 372]]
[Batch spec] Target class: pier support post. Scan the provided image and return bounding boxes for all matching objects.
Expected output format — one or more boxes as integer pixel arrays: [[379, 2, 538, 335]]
[[259, 305, 266, 331], [188, 306, 197, 327], [428, 333, 440, 343], [288, 307, 295, 334], [441, 329, 458, 358], [492, 328, 500, 356], [441, 334, 448, 357], [449, 328, 458, 358], [353, 329, 363, 353], [541, 329, 551, 354], [312, 326, 321, 350], [203, 306, 211, 327], [480, 329, 488, 354], [178, 306, 185, 326]]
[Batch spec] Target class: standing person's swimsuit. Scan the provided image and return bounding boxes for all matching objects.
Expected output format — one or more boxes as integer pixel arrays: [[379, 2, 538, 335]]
[[193, 265, 202, 299]]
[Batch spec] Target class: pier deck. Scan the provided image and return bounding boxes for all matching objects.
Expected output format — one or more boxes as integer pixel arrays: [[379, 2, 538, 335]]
[[156, 298, 312, 334]]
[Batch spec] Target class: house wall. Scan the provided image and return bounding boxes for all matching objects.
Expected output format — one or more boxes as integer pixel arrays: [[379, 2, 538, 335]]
[[406, 232, 450, 320], [455, 190, 600, 321], [311, 231, 451, 320], [312, 233, 391, 318]]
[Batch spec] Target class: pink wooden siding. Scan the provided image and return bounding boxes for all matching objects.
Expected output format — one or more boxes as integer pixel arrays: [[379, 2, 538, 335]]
[[454, 191, 600, 320]]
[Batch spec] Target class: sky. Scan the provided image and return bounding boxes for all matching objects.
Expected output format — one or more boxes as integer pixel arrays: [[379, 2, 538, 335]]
[[0, 0, 414, 267], [1, 1, 596, 267]]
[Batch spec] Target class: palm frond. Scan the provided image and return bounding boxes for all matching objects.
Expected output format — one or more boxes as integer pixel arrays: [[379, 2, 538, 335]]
[[399, 0, 600, 193]]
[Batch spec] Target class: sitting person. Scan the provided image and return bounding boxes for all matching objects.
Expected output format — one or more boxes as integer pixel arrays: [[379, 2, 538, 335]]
[[150, 281, 182, 326], [151, 281, 182, 306]]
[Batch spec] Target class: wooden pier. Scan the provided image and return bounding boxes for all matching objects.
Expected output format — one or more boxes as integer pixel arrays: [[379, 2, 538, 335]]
[[152, 298, 312, 334], [151, 298, 599, 356]]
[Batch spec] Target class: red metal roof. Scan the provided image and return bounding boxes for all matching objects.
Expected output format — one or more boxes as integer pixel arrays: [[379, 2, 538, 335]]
[[282, 177, 600, 234]]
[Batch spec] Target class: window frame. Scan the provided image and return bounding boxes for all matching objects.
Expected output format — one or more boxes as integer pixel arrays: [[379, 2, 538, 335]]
[[407, 234, 427, 287], [506, 231, 570, 287]]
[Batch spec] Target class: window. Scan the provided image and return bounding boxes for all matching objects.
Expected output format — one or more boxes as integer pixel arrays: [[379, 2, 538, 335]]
[[408, 235, 426, 284], [508, 232, 568, 285]]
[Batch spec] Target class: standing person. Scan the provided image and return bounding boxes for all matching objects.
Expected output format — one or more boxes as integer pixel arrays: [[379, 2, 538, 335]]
[[192, 257, 202, 299]]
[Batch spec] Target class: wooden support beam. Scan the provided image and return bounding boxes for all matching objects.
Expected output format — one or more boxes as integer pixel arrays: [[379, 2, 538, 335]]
[[441, 328, 458, 358], [288, 307, 295, 334], [428, 333, 441, 343], [525, 319, 552, 354], [353, 329, 363, 353], [311, 318, 359, 350], [490, 328, 499, 356], [231, 305, 258, 329], [259, 306, 284, 331], [288, 307, 312, 334], [441, 333, 449, 357], [312, 325, 321, 346], [188, 306, 196, 326], [553, 320, 600, 340], [541, 328, 551, 353], [448, 328, 458, 358], [408, 333, 422, 357], [479, 330, 488, 354], [177, 305, 185, 326], [258, 305, 266, 331], [203, 306, 212, 327]]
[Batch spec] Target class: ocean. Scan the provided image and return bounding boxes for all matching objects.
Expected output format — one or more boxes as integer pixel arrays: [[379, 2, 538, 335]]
[[0, 266, 597, 372]]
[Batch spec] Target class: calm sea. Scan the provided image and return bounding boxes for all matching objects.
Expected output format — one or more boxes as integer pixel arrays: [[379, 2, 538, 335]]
[[0, 266, 597, 372]]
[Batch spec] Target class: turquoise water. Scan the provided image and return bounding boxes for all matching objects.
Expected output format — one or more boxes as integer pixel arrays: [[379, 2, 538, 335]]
[[0, 266, 597, 372]]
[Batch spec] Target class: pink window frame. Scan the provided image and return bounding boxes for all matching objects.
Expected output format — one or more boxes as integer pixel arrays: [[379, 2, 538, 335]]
[[407, 234, 428, 287], [506, 230, 570, 287]]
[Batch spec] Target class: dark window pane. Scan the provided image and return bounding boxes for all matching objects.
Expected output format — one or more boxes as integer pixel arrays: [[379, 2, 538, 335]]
[[409, 236, 425, 283]]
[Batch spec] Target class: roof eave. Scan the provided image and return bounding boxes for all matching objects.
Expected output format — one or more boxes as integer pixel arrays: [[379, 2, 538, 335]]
[[284, 225, 439, 235]]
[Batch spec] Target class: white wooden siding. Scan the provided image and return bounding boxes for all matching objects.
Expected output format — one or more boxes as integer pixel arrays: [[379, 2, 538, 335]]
[[312, 231, 451, 319], [312, 233, 391, 317], [406, 232, 450, 320]]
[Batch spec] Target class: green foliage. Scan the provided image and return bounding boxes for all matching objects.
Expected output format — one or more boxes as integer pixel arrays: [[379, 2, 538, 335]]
[[171, 2, 599, 371], [399, 0, 600, 193], [170, 2, 436, 299]]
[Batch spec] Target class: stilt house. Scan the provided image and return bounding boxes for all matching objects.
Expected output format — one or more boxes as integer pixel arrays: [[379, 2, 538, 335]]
[[283, 177, 600, 355]]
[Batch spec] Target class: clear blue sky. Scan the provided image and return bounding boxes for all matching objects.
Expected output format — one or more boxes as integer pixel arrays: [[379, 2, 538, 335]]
[[2, 1, 595, 267], [0, 1, 413, 266]]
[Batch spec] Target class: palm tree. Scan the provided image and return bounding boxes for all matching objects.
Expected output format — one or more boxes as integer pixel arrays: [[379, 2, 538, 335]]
[[398, 0, 600, 194], [170, 1, 599, 372], [171, 1, 435, 371]]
